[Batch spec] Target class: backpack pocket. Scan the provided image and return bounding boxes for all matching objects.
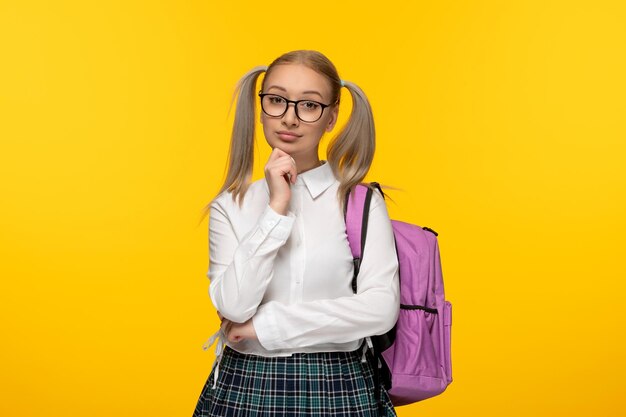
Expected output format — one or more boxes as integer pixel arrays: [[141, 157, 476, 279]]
[[386, 306, 441, 378], [381, 306, 448, 404]]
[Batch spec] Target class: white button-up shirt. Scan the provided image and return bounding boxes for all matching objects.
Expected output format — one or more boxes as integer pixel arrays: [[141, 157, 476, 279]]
[[206, 160, 400, 356]]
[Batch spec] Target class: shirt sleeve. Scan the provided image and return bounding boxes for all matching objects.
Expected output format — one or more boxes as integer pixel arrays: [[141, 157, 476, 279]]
[[252, 190, 400, 350], [208, 199, 296, 323]]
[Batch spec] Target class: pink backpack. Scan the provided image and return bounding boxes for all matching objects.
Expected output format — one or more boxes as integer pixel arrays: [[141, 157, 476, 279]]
[[344, 182, 453, 406]]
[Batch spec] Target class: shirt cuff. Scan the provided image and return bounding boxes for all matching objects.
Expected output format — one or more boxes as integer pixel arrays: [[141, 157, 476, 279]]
[[252, 303, 283, 350], [259, 204, 295, 241]]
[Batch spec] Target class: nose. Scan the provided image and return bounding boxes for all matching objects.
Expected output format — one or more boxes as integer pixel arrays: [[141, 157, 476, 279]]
[[282, 103, 299, 125]]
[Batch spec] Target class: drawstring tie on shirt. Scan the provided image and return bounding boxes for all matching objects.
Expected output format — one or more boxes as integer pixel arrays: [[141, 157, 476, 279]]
[[361, 336, 386, 415], [202, 328, 225, 389], [361, 336, 374, 363]]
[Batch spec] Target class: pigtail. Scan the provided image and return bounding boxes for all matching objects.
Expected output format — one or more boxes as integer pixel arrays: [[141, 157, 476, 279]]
[[327, 80, 377, 215], [198, 66, 266, 224]]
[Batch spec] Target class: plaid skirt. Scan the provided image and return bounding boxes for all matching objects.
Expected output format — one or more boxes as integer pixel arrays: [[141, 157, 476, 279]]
[[192, 345, 396, 417]]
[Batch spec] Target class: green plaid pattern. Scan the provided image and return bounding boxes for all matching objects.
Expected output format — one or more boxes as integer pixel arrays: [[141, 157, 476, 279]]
[[193, 346, 396, 416]]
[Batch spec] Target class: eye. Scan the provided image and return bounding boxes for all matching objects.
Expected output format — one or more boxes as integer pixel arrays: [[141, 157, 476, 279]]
[[268, 95, 285, 104], [299, 101, 321, 111]]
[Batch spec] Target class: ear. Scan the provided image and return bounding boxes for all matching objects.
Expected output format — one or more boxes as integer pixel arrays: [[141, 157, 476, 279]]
[[325, 106, 339, 132]]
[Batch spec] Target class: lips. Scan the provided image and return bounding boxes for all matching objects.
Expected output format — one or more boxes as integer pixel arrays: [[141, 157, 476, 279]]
[[276, 131, 302, 141]]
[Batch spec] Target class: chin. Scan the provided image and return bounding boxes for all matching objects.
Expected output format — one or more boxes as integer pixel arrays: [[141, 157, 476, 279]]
[[268, 136, 299, 149]]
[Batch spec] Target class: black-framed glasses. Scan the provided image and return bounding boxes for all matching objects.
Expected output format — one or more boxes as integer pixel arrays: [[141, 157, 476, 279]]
[[258, 92, 333, 123]]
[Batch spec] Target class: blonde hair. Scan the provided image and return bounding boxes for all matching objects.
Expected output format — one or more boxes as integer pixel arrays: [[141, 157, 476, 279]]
[[198, 50, 397, 225]]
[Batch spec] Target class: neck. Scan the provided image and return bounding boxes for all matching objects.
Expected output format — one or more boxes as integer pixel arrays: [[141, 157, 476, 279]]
[[296, 159, 323, 174]]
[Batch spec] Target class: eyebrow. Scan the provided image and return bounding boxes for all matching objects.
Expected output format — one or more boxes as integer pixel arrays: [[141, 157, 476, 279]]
[[266, 85, 324, 100]]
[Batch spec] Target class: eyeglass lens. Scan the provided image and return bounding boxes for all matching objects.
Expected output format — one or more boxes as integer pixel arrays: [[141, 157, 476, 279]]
[[261, 95, 324, 122]]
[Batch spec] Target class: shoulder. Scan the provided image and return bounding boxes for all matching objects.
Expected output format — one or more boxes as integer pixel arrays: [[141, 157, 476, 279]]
[[354, 182, 387, 212]]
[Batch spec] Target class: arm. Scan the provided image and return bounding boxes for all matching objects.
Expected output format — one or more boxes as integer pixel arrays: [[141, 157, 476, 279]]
[[208, 200, 295, 323], [251, 191, 400, 350]]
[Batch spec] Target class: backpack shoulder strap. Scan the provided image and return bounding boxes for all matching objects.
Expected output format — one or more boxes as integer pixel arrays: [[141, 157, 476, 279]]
[[344, 182, 378, 293], [345, 181, 395, 406]]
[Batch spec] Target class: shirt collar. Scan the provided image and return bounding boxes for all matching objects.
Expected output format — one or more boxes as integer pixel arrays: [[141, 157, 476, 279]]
[[300, 160, 335, 199], [264, 160, 335, 200]]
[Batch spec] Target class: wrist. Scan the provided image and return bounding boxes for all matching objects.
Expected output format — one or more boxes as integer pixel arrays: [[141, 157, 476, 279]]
[[269, 201, 288, 215]]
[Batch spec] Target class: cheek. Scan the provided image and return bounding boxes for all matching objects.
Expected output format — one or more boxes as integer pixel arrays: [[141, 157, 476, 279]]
[[260, 118, 284, 148], [315, 125, 328, 137], [302, 125, 329, 144], [260, 115, 275, 134], [317, 116, 334, 134], [261, 124, 275, 145]]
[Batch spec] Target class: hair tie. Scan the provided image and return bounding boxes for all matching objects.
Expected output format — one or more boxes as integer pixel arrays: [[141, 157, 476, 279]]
[[340, 79, 345, 87]]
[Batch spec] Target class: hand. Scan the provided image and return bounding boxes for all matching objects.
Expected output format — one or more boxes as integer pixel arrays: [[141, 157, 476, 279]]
[[220, 316, 258, 343], [265, 147, 297, 215]]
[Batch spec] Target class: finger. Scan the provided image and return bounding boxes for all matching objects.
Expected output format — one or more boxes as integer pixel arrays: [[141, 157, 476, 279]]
[[227, 325, 241, 343], [270, 154, 294, 168], [289, 157, 297, 183], [269, 147, 288, 161], [228, 331, 241, 343], [269, 156, 297, 184], [274, 155, 297, 183]]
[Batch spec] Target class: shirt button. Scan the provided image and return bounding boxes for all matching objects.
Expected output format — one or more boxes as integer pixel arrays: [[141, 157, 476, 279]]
[[268, 220, 276, 227]]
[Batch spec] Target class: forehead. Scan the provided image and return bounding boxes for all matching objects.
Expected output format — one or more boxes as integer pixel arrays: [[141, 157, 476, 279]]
[[263, 64, 332, 100]]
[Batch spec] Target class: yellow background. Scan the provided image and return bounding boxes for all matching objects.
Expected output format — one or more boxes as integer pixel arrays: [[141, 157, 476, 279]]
[[1, 0, 625, 415]]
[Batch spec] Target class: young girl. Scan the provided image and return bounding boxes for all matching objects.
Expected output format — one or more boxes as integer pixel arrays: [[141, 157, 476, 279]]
[[193, 50, 400, 417]]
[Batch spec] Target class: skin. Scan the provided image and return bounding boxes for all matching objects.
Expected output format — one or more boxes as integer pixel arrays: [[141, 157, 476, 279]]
[[220, 63, 340, 343]]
